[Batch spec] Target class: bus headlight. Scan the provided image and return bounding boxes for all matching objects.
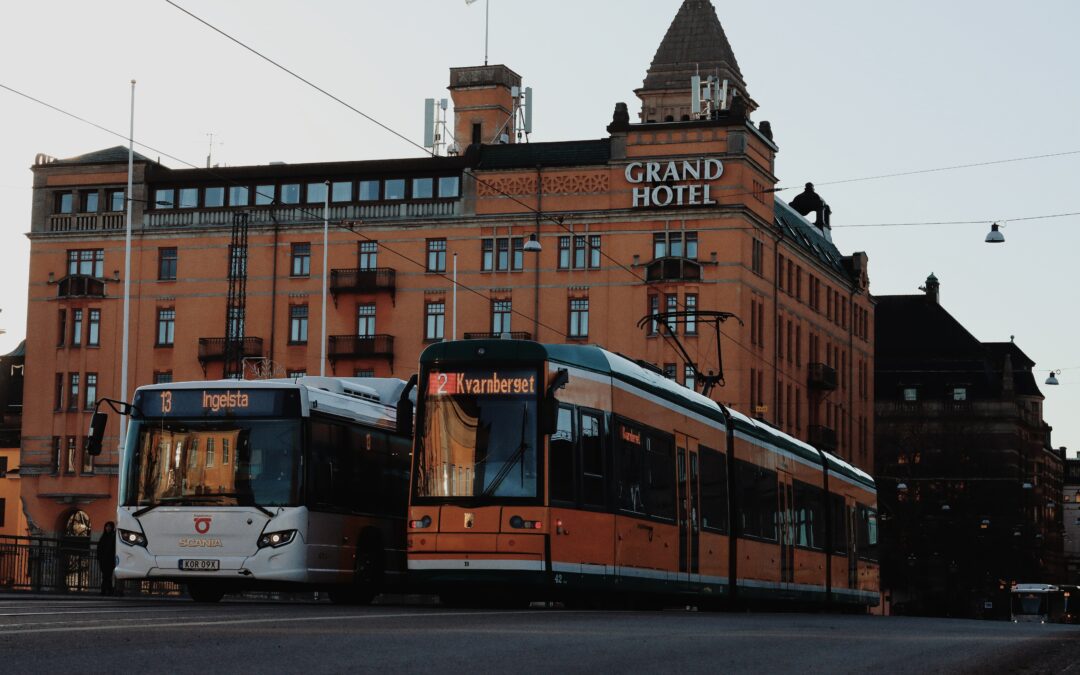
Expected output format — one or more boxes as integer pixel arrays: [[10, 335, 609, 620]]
[[257, 530, 297, 549], [118, 529, 147, 547]]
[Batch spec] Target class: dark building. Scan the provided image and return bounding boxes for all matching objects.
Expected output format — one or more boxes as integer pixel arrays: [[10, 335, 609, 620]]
[[875, 275, 1064, 618], [1065, 459, 1080, 584], [0, 341, 24, 449]]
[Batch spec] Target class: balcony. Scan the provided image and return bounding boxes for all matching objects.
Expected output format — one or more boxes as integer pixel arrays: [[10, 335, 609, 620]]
[[463, 332, 533, 341], [327, 334, 395, 367], [197, 337, 264, 363], [807, 362, 838, 391], [329, 268, 396, 304], [56, 275, 106, 299], [644, 257, 702, 283], [145, 202, 462, 230], [47, 213, 125, 233], [809, 425, 838, 452]]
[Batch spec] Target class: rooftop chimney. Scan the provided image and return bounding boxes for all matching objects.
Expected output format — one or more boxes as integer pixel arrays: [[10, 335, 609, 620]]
[[919, 273, 940, 304]]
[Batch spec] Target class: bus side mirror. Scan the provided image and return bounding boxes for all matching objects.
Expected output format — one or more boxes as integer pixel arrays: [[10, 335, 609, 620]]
[[85, 412, 108, 457]]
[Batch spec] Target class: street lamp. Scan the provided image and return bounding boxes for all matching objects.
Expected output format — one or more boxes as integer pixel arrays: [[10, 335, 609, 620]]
[[985, 222, 1005, 243], [1045, 370, 1061, 386], [523, 233, 542, 253]]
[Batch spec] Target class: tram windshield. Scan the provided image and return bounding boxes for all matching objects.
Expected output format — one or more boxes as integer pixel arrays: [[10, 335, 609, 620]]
[[415, 368, 539, 500]]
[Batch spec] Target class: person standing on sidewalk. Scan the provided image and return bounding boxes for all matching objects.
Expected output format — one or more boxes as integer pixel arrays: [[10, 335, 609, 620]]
[[96, 522, 116, 595]]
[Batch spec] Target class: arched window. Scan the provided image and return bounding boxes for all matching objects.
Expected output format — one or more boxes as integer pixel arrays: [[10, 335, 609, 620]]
[[65, 510, 92, 538]]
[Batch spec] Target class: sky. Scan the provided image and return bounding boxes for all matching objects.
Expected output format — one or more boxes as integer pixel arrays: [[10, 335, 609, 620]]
[[0, 0, 1077, 457]]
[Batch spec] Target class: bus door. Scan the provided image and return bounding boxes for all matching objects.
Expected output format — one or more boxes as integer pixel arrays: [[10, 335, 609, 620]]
[[676, 434, 701, 580], [777, 469, 795, 592]]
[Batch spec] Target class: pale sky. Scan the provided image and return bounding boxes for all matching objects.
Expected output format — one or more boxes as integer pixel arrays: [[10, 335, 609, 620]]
[[1, 0, 1077, 457]]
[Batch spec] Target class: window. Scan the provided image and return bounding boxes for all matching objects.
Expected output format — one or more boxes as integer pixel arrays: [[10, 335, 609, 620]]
[[653, 233, 667, 259], [206, 437, 215, 467], [289, 304, 308, 344], [358, 180, 380, 201], [426, 239, 446, 272], [71, 309, 83, 346], [85, 373, 97, 410], [654, 231, 697, 259], [54, 373, 64, 410], [56, 192, 74, 214], [57, 309, 66, 347], [497, 238, 510, 271], [357, 303, 376, 337], [68, 373, 80, 411], [154, 371, 173, 384], [616, 421, 675, 519], [176, 188, 198, 208], [413, 178, 434, 199], [589, 235, 602, 268], [204, 187, 225, 208], [663, 363, 677, 380], [569, 298, 589, 338], [491, 300, 511, 335], [685, 294, 697, 335], [229, 186, 250, 206], [830, 494, 848, 554], [684, 365, 696, 391], [903, 387, 918, 402], [0, 456, 7, 478], [331, 181, 352, 202], [438, 176, 460, 198], [229, 245, 247, 277], [108, 190, 125, 211], [158, 247, 178, 281], [157, 309, 175, 346], [737, 460, 777, 540], [227, 307, 244, 341], [549, 407, 576, 504], [580, 412, 605, 507], [154, 189, 175, 208], [425, 302, 445, 341], [66, 436, 77, 474], [700, 448, 728, 533], [291, 243, 311, 277], [665, 294, 678, 334], [52, 437, 61, 474], [254, 185, 274, 205], [558, 236, 571, 269], [669, 232, 684, 258], [306, 182, 327, 204], [481, 238, 493, 271], [359, 241, 378, 270], [481, 237, 524, 272], [81, 191, 99, 213], [793, 481, 825, 549], [384, 179, 406, 200], [82, 437, 94, 474], [68, 249, 104, 277], [280, 184, 300, 204], [647, 295, 659, 335], [952, 387, 967, 401], [222, 438, 230, 465], [573, 236, 587, 269]]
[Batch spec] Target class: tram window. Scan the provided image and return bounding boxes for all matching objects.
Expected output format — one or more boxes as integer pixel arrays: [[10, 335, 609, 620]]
[[857, 504, 878, 561], [644, 434, 675, 521], [736, 460, 777, 541], [829, 493, 848, 555], [549, 406, 576, 504], [580, 412, 606, 508], [699, 447, 728, 534], [616, 421, 646, 515], [792, 480, 825, 550]]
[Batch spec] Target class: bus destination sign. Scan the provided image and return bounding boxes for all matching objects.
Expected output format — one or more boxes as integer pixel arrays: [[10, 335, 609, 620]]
[[134, 388, 302, 418], [428, 369, 537, 397]]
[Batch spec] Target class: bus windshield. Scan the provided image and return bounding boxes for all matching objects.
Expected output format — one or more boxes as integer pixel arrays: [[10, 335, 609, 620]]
[[121, 418, 303, 508], [1013, 592, 1047, 617], [415, 368, 539, 500]]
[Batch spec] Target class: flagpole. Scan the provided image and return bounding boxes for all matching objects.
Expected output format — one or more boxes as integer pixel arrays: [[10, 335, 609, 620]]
[[320, 181, 329, 377], [118, 80, 135, 456], [484, 0, 489, 66]]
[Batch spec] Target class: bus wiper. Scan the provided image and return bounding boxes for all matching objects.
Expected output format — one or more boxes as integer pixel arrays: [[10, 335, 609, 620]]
[[133, 504, 160, 518], [481, 406, 530, 498]]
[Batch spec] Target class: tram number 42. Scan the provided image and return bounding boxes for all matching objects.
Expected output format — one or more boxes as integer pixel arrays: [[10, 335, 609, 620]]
[[554, 574, 567, 585]]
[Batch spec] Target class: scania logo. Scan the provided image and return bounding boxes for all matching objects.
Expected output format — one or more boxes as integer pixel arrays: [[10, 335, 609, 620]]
[[179, 538, 223, 548], [194, 516, 212, 534]]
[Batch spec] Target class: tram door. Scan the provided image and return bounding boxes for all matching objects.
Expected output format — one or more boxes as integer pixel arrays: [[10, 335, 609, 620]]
[[777, 470, 796, 591], [847, 500, 859, 588], [676, 434, 701, 578]]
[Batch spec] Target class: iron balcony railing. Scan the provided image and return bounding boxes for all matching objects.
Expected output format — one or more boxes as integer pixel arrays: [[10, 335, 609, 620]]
[[197, 337, 264, 363], [327, 334, 395, 361], [329, 268, 396, 303], [56, 274, 106, 299], [645, 257, 702, 283], [463, 332, 532, 341], [809, 424, 838, 452], [808, 362, 838, 390]]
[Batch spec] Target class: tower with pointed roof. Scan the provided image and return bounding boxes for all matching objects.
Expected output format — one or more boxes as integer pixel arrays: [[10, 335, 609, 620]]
[[636, 0, 757, 123]]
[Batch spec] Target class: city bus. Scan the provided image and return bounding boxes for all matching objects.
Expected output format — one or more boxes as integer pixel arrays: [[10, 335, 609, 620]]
[[407, 340, 878, 609], [1011, 583, 1070, 623], [89, 376, 415, 603]]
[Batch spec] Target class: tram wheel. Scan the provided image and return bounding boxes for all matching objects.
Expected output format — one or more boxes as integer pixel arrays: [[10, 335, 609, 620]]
[[188, 583, 225, 603]]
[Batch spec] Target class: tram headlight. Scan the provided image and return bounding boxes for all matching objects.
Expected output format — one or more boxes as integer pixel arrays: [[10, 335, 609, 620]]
[[409, 516, 432, 529], [508, 516, 542, 530], [118, 529, 147, 548], [257, 529, 297, 549]]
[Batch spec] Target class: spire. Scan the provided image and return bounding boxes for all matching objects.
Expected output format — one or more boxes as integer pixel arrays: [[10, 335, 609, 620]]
[[636, 0, 755, 122]]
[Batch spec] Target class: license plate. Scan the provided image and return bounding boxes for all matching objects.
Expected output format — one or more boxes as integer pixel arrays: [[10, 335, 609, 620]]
[[179, 559, 220, 571]]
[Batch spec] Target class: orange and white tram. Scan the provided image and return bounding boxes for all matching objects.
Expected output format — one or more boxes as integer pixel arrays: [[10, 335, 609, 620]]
[[407, 340, 879, 609]]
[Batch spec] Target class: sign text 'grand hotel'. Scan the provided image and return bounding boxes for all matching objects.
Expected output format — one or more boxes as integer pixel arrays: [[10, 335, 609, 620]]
[[625, 158, 723, 208]]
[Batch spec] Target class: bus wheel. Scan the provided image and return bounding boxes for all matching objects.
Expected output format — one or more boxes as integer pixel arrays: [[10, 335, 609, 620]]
[[188, 583, 225, 603], [330, 543, 381, 605]]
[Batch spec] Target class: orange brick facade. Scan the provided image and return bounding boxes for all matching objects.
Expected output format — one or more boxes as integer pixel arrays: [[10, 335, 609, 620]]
[[18, 4, 874, 536]]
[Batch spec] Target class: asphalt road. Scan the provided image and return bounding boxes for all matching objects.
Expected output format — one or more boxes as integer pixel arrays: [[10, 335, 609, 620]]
[[0, 594, 1076, 674]]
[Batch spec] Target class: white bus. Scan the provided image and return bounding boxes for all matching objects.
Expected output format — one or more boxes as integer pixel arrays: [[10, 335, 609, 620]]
[[1011, 583, 1068, 623], [89, 376, 415, 603]]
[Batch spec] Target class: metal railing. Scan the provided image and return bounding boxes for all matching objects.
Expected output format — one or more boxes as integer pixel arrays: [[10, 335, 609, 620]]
[[56, 274, 107, 299], [645, 257, 703, 283], [327, 334, 394, 360], [808, 362, 838, 390], [463, 332, 532, 341], [809, 424, 838, 452], [145, 201, 461, 229], [329, 268, 396, 298], [197, 337, 264, 362]]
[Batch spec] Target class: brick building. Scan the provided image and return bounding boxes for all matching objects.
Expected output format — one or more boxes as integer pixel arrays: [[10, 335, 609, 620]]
[[18, 0, 874, 535], [1065, 459, 1080, 585], [0, 341, 27, 537], [875, 275, 1065, 617]]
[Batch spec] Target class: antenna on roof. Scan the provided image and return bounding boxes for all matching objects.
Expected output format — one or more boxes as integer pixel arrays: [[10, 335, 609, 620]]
[[491, 83, 534, 144], [423, 98, 453, 156]]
